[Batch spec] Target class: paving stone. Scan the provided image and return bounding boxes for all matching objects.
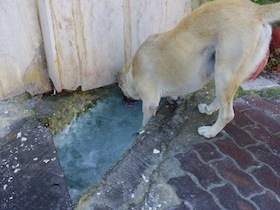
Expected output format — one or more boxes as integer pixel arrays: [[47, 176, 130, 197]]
[[168, 175, 220, 210], [243, 95, 280, 116], [212, 158, 263, 197], [176, 151, 223, 189], [248, 144, 280, 175], [233, 98, 252, 112], [246, 124, 279, 143], [272, 114, 280, 123], [246, 124, 280, 155], [168, 203, 192, 210], [270, 98, 280, 108], [223, 123, 256, 147], [192, 142, 223, 162], [251, 191, 280, 210], [211, 184, 256, 210], [243, 109, 280, 135], [252, 165, 280, 196], [215, 139, 259, 170], [232, 109, 255, 128], [267, 138, 280, 156]]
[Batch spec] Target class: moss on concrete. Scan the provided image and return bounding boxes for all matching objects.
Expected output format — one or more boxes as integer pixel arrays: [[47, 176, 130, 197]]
[[35, 86, 113, 135], [0, 85, 113, 138], [235, 86, 280, 100]]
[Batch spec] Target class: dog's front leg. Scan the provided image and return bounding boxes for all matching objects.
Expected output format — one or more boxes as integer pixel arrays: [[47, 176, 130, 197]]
[[198, 98, 220, 115], [142, 103, 159, 126], [198, 104, 234, 138], [139, 83, 161, 126]]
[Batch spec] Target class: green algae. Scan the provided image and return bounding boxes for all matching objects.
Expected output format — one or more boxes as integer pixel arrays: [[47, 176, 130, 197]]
[[235, 86, 280, 100]]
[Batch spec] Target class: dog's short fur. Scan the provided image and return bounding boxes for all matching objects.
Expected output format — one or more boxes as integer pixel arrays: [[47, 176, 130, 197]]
[[117, 0, 280, 138]]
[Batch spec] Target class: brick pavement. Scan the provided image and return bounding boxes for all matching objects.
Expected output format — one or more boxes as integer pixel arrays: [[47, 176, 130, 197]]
[[168, 95, 280, 210]]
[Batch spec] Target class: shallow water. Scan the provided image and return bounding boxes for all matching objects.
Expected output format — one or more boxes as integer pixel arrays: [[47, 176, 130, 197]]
[[54, 88, 142, 204]]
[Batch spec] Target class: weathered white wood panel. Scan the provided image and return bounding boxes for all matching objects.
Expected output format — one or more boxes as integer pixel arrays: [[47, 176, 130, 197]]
[[0, 0, 51, 100], [76, 0, 125, 91], [39, 0, 192, 92], [39, 0, 125, 91], [124, 0, 191, 61]]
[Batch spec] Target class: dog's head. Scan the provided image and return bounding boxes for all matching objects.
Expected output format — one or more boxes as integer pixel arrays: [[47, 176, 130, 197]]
[[116, 60, 140, 100]]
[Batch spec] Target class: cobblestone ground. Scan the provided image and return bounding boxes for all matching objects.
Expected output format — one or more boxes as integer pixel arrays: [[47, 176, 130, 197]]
[[169, 95, 280, 210]]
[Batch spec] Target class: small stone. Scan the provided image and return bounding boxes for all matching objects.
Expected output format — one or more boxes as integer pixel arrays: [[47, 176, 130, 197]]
[[3, 184, 7, 190], [153, 149, 160, 154], [12, 164, 19, 169], [21, 137, 27, 142], [16, 132, 21, 139], [142, 174, 149, 183], [43, 159, 50, 164], [14, 168, 21, 174], [139, 130, 145, 135]]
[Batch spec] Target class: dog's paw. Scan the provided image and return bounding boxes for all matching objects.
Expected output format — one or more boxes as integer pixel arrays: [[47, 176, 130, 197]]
[[167, 96, 179, 105], [198, 126, 217, 138], [198, 104, 213, 115]]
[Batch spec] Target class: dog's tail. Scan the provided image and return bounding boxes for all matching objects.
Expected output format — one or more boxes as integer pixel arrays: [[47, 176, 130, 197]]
[[259, 2, 280, 23]]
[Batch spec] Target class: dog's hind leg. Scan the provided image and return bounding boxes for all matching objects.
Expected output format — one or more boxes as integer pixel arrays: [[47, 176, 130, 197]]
[[198, 24, 271, 138], [198, 75, 238, 138], [197, 35, 242, 138]]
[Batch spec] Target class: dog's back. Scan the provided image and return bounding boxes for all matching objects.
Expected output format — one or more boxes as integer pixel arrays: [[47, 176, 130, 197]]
[[174, 0, 280, 37]]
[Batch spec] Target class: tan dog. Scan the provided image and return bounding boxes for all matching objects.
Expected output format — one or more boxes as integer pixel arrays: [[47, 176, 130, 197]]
[[117, 0, 280, 138]]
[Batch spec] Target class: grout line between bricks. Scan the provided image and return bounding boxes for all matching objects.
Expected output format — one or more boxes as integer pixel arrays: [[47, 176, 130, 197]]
[[193, 150, 227, 190], [194, 148, 263, 209], [244, 112, 280, 136], [245, 143, 280, 181], [210, 163, 262, 210], [184, 171, 226, 210], [205, 143, 268, 199], [265, 189, 280, 203]]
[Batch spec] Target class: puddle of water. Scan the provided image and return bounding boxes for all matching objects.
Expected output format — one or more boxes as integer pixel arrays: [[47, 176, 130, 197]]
[[54, 87, 142, 204]]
